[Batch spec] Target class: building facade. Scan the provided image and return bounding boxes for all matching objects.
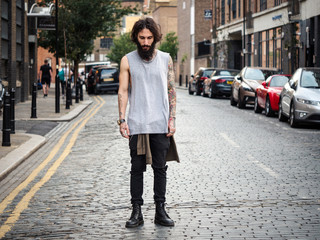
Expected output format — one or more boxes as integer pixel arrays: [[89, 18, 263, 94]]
[[177, 0, 320, 79], [0, 0, 31, 103]]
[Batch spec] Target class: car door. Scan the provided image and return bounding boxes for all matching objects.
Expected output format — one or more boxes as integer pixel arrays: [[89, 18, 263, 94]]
[[232, 68, 245, 101], [282, 70, 301, 115]]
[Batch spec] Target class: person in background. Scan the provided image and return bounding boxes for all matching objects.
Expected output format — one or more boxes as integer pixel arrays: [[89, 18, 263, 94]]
[[39, 59, 52, 97], [58, 68, 66, 98]]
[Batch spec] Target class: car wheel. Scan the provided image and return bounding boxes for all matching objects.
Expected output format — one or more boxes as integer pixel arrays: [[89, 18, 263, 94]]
[[278, 100, 288, 122], [202, 84, 208, 97], [265, 96, 274, 117], [196, 83, 201, 95], [230, 89, 237, 106], [209, 85, 216, 98], [289, 102, 298, 128], [188, 85, 194, 95], [237, 90, 245, 109], [254, 96, 263, 113]]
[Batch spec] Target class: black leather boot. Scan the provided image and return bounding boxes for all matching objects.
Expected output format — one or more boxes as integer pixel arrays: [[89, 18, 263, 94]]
[[125, 203, 144, 228], [154, 202, 174, 226]]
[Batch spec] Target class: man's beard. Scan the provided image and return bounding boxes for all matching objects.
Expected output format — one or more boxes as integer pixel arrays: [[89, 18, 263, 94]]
[[137, 42, 156, 61]]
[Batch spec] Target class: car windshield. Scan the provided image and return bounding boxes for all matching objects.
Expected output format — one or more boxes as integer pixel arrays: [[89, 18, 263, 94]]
[[215, 70, 239, 76], [300, 70, 320, 88], [101, 69, 117, 78], [244, 68, 265, 80], [203, 70, 214, 78], [269, 76, 289, 87]]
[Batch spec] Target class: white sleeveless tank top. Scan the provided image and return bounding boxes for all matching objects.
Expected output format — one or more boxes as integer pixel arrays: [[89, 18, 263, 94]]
[[126, 50, 169, 135]]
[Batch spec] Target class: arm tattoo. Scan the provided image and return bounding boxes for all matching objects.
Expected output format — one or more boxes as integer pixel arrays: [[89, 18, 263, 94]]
[[118, 94, 124, 119], [167, 57, 176, 120]]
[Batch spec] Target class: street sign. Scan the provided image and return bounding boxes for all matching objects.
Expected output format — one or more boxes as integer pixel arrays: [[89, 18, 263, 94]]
[[204, 10, 212, 20], [37, 17, 55, 30]]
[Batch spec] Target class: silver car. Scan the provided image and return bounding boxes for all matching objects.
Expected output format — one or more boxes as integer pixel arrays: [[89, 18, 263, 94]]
[[278, 68, 320, 127]]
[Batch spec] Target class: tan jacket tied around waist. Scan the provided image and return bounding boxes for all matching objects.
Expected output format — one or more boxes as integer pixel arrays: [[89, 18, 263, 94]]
[[137, 134, 180, 165]]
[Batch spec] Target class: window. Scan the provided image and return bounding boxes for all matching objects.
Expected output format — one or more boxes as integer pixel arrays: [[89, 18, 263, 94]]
[[16, 0, 23, 61], [260, 0, 267, 11], [198, 41, 210, 56], [274, 0, 282, 6], [238, 0, 241, 17], [247, 34, 254, 66], [268, 29, 274, 68], [232, 0, 236, 19], [100, 37, 113, 49], [2, 0, 9, 59], [275, 27, 282, 70], [221, 0, 225, 25]]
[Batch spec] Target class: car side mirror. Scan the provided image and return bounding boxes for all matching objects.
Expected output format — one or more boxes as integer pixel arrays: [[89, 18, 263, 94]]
[[262, 82, 267, 88], [191, 75, 194, 78], [237, 76, 242, 81]]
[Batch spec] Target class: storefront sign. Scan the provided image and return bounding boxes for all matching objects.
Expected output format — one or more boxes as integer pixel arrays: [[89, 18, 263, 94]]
[[37, 17, 55, 30], [204, 10, 212, 20]]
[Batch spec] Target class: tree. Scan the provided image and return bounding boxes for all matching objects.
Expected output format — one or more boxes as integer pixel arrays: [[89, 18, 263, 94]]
[[107, 33, 136, 68], [159, 32, 179, 61], [38, 0, 136, 79]]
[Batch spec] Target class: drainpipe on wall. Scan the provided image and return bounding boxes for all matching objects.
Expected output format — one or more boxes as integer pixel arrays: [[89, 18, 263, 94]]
[[190, 0, 195, 75]]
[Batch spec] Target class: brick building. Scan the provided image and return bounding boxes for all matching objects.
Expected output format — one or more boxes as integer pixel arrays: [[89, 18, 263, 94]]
[[177, 0, 320, 79], [0, 0, 31, 103]]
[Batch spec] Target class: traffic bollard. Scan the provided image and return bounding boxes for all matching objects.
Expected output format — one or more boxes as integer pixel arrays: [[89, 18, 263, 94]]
[[80, 80, 83, 101], [10, 88, 15, 134], [2, 92, 11, 146], [66, 80, 71, 109], [31, 83, 37, 118], [186, 75, 188, 87], [179, 74, 182, 86], [75, 79, 80, 103]]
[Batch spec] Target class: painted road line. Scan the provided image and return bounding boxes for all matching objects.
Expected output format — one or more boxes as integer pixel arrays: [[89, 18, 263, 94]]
[[246, 154, 279, 178], [0, 96, 102, 216], [0, 96, 105, 238], [219, 132, 240, 148]]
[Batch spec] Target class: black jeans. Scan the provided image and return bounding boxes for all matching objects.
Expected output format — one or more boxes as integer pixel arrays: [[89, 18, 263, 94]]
[[129, 134, 170, 205]]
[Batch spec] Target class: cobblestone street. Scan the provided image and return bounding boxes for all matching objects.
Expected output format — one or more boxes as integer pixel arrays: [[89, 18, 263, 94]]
[[0, 89, 319, 239]]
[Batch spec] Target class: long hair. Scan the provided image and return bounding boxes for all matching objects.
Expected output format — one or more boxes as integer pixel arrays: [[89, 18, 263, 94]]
[[131, 17, 162, 45]]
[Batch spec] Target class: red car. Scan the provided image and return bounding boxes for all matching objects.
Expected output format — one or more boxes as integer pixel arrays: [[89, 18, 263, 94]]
[[254, 74, 291, 116]]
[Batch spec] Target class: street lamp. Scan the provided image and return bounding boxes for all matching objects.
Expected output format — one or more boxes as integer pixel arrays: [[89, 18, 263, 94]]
[[55, 0, 60, 113]]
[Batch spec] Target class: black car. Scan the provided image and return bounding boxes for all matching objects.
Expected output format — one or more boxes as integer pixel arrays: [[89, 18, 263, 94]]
[[93, 66, 119, 94], [188, 67, 216, 95], [203, 69, 239, 98]]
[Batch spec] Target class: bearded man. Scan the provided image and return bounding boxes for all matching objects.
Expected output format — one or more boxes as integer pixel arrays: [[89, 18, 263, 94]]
[[117, 17, 177, 228]]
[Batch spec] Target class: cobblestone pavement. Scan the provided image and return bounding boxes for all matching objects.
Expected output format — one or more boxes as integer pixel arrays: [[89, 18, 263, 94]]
[[0, 89, 319, 239]]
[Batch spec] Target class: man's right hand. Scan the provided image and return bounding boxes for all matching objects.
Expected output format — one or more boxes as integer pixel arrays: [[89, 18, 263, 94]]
[[120, 123, 130, 139]]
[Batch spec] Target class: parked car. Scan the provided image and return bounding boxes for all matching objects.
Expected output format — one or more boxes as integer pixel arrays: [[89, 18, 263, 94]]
[[203, 69, 239, 98], [188, 67, 215, 95], [86, 66, 100, 94], [254, 74, 291, 116], [278, 67, 320, 127], [93, 66, 119, 94], [230, 67, 280, 108]]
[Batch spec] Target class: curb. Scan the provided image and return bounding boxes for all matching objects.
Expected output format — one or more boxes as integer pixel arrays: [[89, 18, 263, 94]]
[[0, 134, 46, 181]]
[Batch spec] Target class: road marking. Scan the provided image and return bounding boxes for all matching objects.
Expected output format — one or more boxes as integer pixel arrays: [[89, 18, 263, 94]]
[[247, 154, 278, 178], [219, 132, 240, 148], [0, 96, 105, 238]]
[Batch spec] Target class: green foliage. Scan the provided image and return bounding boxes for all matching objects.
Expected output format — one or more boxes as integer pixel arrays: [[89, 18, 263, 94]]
[[159, 32, 179, 61], [38, 0, 136, 65], [107, 33, 136, 68]]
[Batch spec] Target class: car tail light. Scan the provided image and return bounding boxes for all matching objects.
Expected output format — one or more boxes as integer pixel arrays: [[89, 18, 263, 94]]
[[200, 77, 207, 81], [215, 79, 226, 84]]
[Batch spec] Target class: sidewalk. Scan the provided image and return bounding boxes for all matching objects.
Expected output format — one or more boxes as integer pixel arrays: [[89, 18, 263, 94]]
[[0, 84, 93, 180]]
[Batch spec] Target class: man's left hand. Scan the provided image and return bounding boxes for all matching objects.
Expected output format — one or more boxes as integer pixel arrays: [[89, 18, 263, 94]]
[[167, 117, 176, 137]]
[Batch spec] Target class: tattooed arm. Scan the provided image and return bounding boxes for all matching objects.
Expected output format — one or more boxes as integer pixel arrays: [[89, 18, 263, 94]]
[[118, 56, 130, 139], [167, 56, 177, 137]]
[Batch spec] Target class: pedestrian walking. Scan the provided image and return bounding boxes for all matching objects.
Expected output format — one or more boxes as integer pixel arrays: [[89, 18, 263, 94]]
[[118, 17, 178, 228], [58, 68, 66, 98], [39, 59, 52, 97]]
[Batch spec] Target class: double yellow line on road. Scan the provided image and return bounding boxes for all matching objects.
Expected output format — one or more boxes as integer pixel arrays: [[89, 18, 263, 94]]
[[0, 96, 105, 238]]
